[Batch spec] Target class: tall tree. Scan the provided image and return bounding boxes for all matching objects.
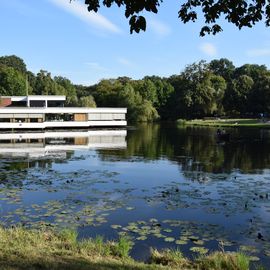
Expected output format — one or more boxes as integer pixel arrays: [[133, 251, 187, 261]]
[[0, 65, 27, 96], [54, 76, 78, 106], [0, 55, 27, 74], [249, 75, 270, 115], [132, 79, 158, 105], [209, 58, 235, 81], [79, 96, 96, 107], [224, 75, 254, 114]]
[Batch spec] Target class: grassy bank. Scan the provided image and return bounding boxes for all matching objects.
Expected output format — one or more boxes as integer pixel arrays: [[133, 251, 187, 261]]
[[0, 227, 263, 270], [178, 118, 270, 128]]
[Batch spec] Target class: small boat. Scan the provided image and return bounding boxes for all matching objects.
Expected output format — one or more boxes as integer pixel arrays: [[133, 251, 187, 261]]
[[216, 129, 230, 141]]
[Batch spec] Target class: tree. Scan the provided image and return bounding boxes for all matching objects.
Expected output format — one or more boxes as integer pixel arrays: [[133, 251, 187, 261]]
[[79, 96, 96, 107], [118, 82, 159, 122], [206, 74, 227, 115], [54, 76, 78, 106], [0, 65, 27, 96], [75, 0, 270, 35], [209, 58, 235, 81], [35, 71, 68, 97], [132, 79, 158, 105], [144, 76, 174, 107], [224, 75, 254, 114], [34, 70, 55, 95], [233, 64, 269, 81], [249, 75, 270, 114], [0, 55, 27, 74]]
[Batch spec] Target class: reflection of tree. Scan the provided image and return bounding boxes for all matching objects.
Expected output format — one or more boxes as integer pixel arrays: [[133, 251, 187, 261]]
[[97, 124, 270, 175], [98, 124, 174, 160], [0, 151, 75, 186]]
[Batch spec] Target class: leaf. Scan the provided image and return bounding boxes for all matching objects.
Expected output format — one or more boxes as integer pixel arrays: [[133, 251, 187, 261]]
[[164, 237, 175, 242]]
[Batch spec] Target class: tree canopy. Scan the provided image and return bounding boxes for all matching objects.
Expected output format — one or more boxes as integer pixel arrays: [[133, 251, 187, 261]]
[[75, 0, 270, 35], [1, 55, 270, 121]]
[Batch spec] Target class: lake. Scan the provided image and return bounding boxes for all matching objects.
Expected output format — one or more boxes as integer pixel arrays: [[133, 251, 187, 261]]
[[0, 124, 270, 267]]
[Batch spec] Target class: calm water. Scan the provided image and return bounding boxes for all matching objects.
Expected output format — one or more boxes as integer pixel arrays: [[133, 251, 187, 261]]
[[1, 124, 270, 267]]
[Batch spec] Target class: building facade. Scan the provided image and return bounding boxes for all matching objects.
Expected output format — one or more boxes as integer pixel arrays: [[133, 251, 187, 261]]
[[0, 96, 127, 129]]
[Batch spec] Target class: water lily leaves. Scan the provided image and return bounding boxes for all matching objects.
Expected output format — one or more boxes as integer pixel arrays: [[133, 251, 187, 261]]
[[111, 224, 122, 229], [190, 246, 209, 255], [153, 233, 165, 238], [149, 218, 158, 223], [239, 245, 259, 254], [1, 139, 270, 268], [249, 256, 260, 262], [220, 240, 234, 247], [136, 236, 147, 241], [175, 240, 187, 245], [193, 240, 204, 245], [164, 237, 175, 242]]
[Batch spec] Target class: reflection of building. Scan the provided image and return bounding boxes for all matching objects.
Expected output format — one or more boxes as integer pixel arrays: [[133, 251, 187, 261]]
[[0, 96, 127, 129], [0, 130, 127, 157]]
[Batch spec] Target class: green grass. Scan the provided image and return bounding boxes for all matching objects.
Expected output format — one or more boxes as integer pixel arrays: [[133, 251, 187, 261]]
[[112, 235, 133, 258], [0, 227, 154, 270], [197, 251, 250, 270], [182, 118, 270, 128], [0, 226, 262, 270], [149, 248, 188, 267]]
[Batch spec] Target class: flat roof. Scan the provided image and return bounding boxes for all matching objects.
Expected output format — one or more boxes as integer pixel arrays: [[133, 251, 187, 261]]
[[0, 107, 127, 113], [0, 95, 66, 101]]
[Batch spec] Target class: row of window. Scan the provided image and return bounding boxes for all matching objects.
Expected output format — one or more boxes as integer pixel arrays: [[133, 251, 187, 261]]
[[88, 113, 125, 120], [0, 113, 126, 122], [0, 118, 42, 123]]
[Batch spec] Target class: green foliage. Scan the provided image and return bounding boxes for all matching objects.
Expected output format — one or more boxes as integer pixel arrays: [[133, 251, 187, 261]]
[[75, 0, 270, 36], [59, 228, 78, 244], [2, 54, 270, 122], [79, 96, 96, 107], [54, 76, 78, 106], [112, 236, 133, 258], [198, 251, 250, 270], [149, 248, 186, 266], [209, 58, 235, 80], [0, 65, 27, 96], [0, 55, 27, 74], [0, 226, 261, 269], [176, 119, 186, 126]]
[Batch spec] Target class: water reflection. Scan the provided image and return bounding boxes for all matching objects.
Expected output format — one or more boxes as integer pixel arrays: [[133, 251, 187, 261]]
[[0, 125, 270, 267], [0, 129, 127, 158], [98, 124, 270, 174]]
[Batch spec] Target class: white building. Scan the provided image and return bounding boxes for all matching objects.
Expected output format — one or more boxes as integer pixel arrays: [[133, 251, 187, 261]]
[[0, 95, 127, 129]]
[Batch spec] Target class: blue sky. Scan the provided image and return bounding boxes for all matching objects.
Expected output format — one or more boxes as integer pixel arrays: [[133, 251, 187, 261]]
[[1, 0, 270, 85]]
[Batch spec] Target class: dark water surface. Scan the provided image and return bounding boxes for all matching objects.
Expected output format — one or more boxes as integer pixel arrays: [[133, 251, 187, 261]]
[[1, 124, 270, 267]]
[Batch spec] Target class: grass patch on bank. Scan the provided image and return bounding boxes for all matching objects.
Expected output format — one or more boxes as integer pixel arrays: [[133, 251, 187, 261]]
[[0, 226, 264, 270], [181, 118, 270, 128]]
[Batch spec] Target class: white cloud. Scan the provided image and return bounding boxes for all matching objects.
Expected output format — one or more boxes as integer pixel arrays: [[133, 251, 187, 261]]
[[148, 19, 171, 37], [117, 58, 133, 67], [85, 62, 107, 71], [48, 0, 121, 34], [199, 42, 217, 56], [246, 48, 270, 57]]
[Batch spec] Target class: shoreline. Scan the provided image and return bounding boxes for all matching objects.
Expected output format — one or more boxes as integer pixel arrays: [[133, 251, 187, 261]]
[[0, 227, 256, 270], [177, 118, 270, 128]]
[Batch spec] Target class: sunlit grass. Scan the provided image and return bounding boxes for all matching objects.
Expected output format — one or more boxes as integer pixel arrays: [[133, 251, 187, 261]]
[[0, 226, 262, 269], [183, 118, 270, 128]]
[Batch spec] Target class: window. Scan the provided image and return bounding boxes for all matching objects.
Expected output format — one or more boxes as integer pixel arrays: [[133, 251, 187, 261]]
[[14, 118, 27, 123], [0, 118, 11, 122]]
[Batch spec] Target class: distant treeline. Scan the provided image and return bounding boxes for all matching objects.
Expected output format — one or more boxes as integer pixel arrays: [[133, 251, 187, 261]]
[[0, 55, 270, 122]]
